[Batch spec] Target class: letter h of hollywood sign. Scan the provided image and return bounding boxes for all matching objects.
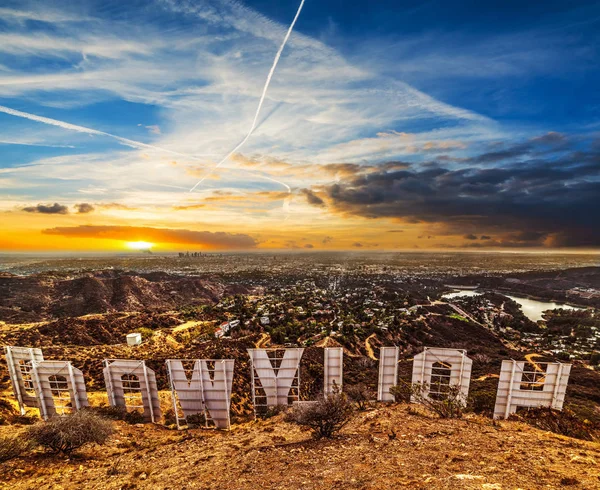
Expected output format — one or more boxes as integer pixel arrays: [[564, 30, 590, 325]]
[[4, 345, 573, 426]]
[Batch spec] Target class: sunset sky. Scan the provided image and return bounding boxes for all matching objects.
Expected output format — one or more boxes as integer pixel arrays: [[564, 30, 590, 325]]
[[1, 0, 599, 252]]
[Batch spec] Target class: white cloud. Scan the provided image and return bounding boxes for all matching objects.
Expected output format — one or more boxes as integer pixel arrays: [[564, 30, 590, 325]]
[[0, 0, 500, 217]]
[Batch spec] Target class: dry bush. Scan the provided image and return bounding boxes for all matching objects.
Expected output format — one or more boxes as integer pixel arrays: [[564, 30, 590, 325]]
[[345, 383, 375, 411], [0, 432, 32, 462], [260, 404, 287, 419], [27, 410, 114, 455], [92, 405, 145, 425], [185, 412, 206, 428], [510, 407, 599, 441], [163, 408, 178, 427], [467, 388, 497, 416], [284, 390, 354, 439], [390, 381, 465, 419]]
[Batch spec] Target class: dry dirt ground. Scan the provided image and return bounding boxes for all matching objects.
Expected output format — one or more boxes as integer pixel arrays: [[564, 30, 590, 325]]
[[1, 403, 599, 490]]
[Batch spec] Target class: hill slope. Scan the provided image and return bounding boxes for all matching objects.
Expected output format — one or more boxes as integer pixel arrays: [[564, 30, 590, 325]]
[[1, 404, 599, 489], [0, 271, 247, 323]]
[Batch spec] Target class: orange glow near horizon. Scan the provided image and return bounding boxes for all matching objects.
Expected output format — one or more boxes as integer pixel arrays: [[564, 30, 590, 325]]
[[126, 241, 154, 251]]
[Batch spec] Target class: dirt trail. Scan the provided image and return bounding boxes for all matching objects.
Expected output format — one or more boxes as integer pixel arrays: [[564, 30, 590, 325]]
[[365, 333, 378, 360], [172, 320, 202, 333], [315, 336, 360, 357], [525, 353, 545, 372], [255, 332, 271, 348]]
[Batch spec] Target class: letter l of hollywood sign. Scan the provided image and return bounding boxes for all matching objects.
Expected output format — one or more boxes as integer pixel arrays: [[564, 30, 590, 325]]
[[324, 347, 343, 395]]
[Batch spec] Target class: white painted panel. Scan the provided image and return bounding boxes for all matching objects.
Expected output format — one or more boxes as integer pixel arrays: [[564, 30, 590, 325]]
[[378, 347, 399, 401], [248, 348, 303, 411], [493, 360, 572, 419], [103, 359, 161, 423], [324, 347, 343, 396], [4, 345, 44, 414]]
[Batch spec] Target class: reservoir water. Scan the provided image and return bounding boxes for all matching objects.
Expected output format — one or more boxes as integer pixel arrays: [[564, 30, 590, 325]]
[[441, 290, 584, 322]]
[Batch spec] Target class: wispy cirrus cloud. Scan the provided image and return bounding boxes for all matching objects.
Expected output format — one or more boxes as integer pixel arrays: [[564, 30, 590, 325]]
[[0, 0, 598, 250]]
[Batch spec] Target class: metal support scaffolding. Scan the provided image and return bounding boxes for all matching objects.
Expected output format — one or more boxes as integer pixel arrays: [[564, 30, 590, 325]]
[[493, 360, 572, 419], [247, 348, 303, 417], [102, 359, 161, 423], [324, 347, 343, 396], [411, 347, 473, 404], [165, 359, 234, 430]]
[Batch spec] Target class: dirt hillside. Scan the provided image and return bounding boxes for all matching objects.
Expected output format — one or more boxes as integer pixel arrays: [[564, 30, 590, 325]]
[[1, 403, 599, 489]]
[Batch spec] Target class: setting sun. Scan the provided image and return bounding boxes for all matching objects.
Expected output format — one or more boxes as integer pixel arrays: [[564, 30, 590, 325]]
[[126, 241, 154, 251]]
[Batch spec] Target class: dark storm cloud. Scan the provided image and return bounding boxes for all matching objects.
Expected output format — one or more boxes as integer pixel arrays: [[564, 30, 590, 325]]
[[23, 203, 69, 214], [309, 136, 600, 247], [467, 132, 569, 165], [74, 203, 94, 214], [470, 145, 531, 164], [42, 226, 257, 249], [530, 132, 567, 146], [300, 188, 325, 207]]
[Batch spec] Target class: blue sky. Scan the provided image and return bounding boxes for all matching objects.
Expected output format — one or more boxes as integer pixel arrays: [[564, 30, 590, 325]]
[[0, 0, 599, 250]]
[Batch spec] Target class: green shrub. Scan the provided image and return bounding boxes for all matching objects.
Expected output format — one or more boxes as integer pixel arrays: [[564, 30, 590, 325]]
[[91, 406, 145, 425], [261, 405, 287, 419], [91, 405, 128, 420], [185, 413, 206, 429], [163, 408, 177, 426], [27, 410, 114, 455], [123, 410, 145, 425], [137, 327, 154, 341]]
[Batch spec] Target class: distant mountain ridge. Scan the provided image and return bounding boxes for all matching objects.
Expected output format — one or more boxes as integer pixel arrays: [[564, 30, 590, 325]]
[[0, 270, 247, 323]]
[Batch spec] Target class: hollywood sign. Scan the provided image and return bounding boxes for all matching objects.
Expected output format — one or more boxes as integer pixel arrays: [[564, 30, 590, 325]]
[[4, 345, 571, 429]]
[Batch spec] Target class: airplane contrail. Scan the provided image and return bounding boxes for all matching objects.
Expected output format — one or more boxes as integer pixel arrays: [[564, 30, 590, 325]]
[[0, 103, 294, 211], [0, 104, 292, 193], [189, 0, 306, 193], [0, 105, 205, 161]]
